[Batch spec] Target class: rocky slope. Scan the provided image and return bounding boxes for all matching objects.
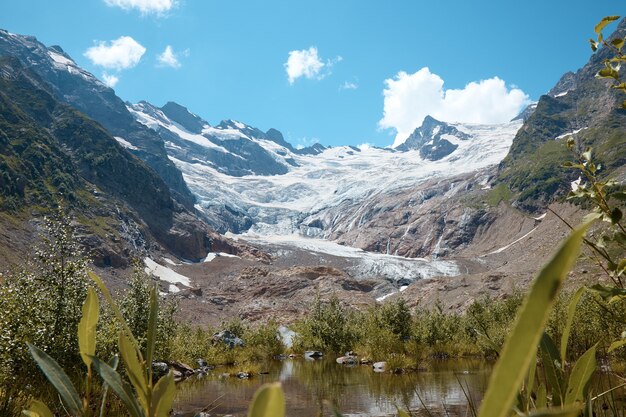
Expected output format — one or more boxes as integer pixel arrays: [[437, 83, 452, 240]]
[[0, 29, 195, 210], [0, 52, 257, 272], [497, 19, 626, 210]]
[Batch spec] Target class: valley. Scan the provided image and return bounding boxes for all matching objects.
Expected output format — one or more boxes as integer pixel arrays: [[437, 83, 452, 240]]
[[0, 8, 625, 417]]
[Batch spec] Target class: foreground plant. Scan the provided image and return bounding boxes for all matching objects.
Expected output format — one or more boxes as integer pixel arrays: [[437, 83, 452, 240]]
[[23, 272, 176, 417]]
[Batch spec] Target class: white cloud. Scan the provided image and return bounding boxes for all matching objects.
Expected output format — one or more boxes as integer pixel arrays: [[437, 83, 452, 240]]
[[284, 47, 341, 85], [379, 67, 530, 147], [102, 72, 119, 87], [341, 81, 359, 90], [84, 36, 146, 70], [157, 45, 182, 68], [104, 0, 176, 15], [294, 136, 320, 149]]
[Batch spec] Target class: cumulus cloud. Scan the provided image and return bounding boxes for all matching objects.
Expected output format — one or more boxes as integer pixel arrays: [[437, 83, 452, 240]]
[[157, 45, 183, 68], [102, 72, 119, 87], [84, 36, 146, 70], [284, 47, 341, 84], [294, 136, 320, 150], [379, 67, 530, 147], [104, 0, 176, 15]]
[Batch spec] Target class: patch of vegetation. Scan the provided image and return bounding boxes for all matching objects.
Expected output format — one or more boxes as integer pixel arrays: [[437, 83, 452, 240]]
[[484, 183, 512, 207]]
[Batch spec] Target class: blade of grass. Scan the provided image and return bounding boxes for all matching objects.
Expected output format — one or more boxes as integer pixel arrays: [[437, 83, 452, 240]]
[[476, 224, 588, 417]]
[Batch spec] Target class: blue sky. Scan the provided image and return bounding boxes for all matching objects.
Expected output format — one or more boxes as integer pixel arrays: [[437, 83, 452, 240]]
[[0, 0, 620, 147]]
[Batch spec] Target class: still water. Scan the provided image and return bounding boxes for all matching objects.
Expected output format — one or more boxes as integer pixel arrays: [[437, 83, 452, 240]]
[[174, 358, 493, 417]]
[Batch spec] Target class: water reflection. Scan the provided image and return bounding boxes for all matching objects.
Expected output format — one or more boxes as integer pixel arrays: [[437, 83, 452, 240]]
[[174, 358, 493, 417]]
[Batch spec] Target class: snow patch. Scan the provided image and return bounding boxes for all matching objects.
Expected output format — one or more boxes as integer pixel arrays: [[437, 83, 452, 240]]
[[162, 257, 178, 266], [486, 227, 538, 255], [203, 252, 240, 263], [555, 127, 588, 141], [144, 257, 191, 287], [114, 136, 139, 151], [48, 51, 74, 66]]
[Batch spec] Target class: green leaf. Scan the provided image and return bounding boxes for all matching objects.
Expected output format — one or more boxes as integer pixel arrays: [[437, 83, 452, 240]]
[[611, 37, 625, 50], [526, 357, 537, 412], [27, 344, 83, 417], [528, 406, 582, 417], [151, 372, 176, 417], [90, 356, 143, 417], [146, 285, 159, 381], [560, 287, 586, 368], [99, 355, 119, 417], [78, 287, 99, 369], [119, 333, 148, 410], [476, 224, 588, 417], [595, 16, 620, 35], [536, 384, 547, 409], [564, 344, 597, 404], [608, 339, 626, 353], [88, 271, 143, 357], [540, 333, 564, 406], [610, 207, 623, 224], [22, 400, 54, 417], [588, 284, 626, 303], [247, 383, 286, 417], [598, 67, 620, 79]]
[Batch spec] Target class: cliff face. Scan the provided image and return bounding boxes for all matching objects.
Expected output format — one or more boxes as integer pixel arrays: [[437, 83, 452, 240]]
[[497, 19, 626, 211], [0, 56, 247, 266], [0, 29, 196, 210]]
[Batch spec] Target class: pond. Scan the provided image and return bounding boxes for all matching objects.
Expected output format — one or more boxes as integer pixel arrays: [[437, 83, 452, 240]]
[[173, 357, 494, 417]]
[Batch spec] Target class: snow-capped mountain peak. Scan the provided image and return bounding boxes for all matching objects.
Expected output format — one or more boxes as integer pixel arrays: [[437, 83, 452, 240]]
[[395, 116, 472, 160]]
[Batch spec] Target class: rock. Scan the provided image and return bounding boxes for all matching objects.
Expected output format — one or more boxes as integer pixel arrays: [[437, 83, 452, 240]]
[[194, 412, 212, 417], [168, 361, 195, 376], [152, 362, 169, 378], [304, 351, 323, 359], [373, 361, 387, 372], [172, 370, 183, 380], [197, 358, 208, 368], [236, 372, 250, 379], [213, 330, 245, 348], [336, 355, 358, 365]]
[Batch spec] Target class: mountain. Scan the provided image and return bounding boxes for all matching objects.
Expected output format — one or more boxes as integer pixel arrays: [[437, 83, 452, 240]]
[[0, 29, 196, 210], [395, 115, 472, 159], [128, 100, 523, 252], [497, 19, 626, 210], [0, 43, 257, 270]]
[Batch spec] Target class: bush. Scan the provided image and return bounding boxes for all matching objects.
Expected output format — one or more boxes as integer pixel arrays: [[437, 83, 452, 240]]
[[292, 294, 357, 354]]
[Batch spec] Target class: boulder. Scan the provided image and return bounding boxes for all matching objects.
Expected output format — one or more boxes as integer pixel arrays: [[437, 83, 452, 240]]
[[336, 355, 358, 365], [168, 361, 195, 376], [373, 361, 387, 372], [304, 351, 323, 359], [213, 330, 245, 348], [152, 362, 169, 378], [197, 358, 208, 368]]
